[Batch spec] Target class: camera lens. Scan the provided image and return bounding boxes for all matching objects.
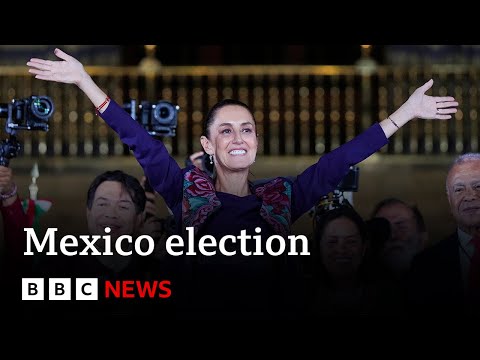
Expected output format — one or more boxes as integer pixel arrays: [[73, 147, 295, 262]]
[[30, 96, 54, 120], [159, 107, 170, 119], [153, 101, 176, 125]]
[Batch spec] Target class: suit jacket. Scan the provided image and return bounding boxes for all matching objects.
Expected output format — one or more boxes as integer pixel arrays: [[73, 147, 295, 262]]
[[405, 232, 472, 316]]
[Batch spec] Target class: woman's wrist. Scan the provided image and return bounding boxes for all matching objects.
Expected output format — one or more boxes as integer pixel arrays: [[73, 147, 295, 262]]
[[1, 183, 17, 200], [393, 100, 417, 126], [389, 108, 412, 128], [77, 73, 110, 112], [1, 194, 18, 207], [76, 71, 94, 91]]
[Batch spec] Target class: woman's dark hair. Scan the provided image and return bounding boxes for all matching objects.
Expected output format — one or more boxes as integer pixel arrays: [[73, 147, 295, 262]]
[[203, 99, 255, 138], [86, 170, 146, 214]]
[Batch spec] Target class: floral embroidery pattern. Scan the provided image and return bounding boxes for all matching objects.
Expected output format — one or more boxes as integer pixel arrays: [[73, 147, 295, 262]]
[[255, 178, 292, 238], [182, 168, 292, 237], [182, 167, 221, 233]]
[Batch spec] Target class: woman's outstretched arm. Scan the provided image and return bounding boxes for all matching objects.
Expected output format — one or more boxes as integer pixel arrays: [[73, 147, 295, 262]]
[[292, 79, 458, 220], [27, 48, 184, 209], [27, 48, 108, 111]]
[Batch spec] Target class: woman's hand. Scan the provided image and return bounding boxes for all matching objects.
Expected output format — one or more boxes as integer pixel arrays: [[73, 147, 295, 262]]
[[399, 79, 458, 121], [189, 151, 205, 170], [27, 48, 108, 110], [27, 48, 88, 86], [139, 182, 169, 260], [382, 79, 459, 138]]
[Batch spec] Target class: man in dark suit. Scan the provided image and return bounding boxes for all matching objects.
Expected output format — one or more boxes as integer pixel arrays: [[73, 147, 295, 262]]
[[406, 153, 480, 316]]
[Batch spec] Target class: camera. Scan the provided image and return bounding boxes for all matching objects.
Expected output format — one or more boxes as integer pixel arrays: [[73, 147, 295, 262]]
[[336, 165, 359, 192], [310, 166, 360, 218], [0, 137, 21, 167], [0, 96, 54, 132], [123, 99, 179, 137], [0, 95, 54, 166]]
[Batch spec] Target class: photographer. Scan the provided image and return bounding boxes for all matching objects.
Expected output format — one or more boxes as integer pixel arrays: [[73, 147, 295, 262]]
[[0, 95, 53, 167]]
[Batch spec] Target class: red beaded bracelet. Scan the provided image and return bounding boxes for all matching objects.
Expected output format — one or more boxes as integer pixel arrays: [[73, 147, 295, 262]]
[[95, 96, 110, 115]]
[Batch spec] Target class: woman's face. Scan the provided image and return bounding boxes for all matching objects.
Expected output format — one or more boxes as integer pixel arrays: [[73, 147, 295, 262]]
[[319, 216, 365, 279], [201, 105, 258, 171]]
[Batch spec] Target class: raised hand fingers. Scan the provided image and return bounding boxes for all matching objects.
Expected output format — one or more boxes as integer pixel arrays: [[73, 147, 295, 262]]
[[436, 108, 457, 116], [435, 114, 454, 120], [418, 79, 434, 93], [28, 68, 50, 79], [434, 106, 457, 119], [28, 68, 48, 76], [190, 151, 204, 160], [435, 99, 458, 120], [435, 96, 456, 103], [145, 191, 156, 203], [28, 58, 53, 67], [53, 48, 72, 61], [144, 201, 159, 217], [27, 60, 52, 71], [436, 101, 458, 109], [143, 216, 163, 228], [145, 200, 156, 212], [436, 107, 458, 114]]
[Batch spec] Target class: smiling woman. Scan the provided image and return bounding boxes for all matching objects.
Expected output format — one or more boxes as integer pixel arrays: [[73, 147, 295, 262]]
[[199, 99, 258, 183], [26, 48, 459, 319]]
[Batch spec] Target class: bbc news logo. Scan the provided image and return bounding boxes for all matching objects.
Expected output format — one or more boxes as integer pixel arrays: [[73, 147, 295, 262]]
[[22, 278, 98, 300], [22, 278, 171, 300]]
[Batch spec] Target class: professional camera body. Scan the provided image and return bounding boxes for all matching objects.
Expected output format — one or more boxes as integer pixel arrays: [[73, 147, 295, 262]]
[[312, 165, 360, 217], [123, 99, 179, 137], [1, 96, 53, 133], [0, 95, 54, 166]]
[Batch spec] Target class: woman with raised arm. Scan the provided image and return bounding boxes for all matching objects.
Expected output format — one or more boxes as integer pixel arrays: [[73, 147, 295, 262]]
[[27, 48, 458, 319]]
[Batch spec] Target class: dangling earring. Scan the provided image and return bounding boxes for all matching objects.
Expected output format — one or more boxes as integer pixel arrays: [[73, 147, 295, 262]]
[[209, 154, 214, 164]]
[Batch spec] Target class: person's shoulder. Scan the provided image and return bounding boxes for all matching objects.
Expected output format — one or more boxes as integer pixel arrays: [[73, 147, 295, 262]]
[[413, 232, 457, 263]]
